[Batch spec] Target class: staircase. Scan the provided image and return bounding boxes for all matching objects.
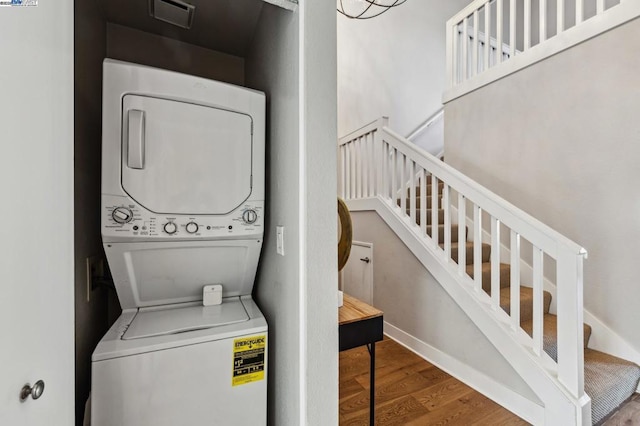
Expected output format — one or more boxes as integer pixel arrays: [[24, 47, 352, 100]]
[[338, 118, 640, 425], [398, 175, 640, 425]]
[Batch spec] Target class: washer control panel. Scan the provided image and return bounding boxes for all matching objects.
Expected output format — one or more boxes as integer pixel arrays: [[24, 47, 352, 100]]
[[102, 195, 264, 240]]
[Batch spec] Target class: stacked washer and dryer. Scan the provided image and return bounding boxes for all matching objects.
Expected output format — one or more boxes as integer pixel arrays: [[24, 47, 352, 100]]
[[91, 59, 268, 425]]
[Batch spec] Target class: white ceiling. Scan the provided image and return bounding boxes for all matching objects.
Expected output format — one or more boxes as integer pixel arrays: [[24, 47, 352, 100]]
[[101, 0, 265, 57]]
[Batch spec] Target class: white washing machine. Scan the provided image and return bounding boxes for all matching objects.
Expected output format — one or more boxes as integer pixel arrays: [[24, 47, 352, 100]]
[[91, 59, 267, 426]]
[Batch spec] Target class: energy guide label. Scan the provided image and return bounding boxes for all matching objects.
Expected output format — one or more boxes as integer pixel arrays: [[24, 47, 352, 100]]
[[232, 335, 266, 386]]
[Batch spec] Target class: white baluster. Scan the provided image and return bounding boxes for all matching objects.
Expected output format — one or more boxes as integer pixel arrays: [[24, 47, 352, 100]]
[[496, 0, 504, 64], [491, 217, 501, 310], [532, 247, 544, 356], [369, 133, 375, 197], [472, 10, 479, 76], [510, 230, 521, 331], [557, 0, 565, 35], [431, 176, 439, 246], [382, 142, 389, 200], [409, 160, 416, 225], [458, 193, 466, 275], [362, 136, 369, 198], [524, 0, 531, 49], [400, 154, 407, 216], [597, 0, 604, 15], [443, 184, 451, 259], [484, 3, 491, 70], [348, 142, 354, 199], [542, 0, 549, 42], [462, 17, 469, 81], [420, 169, 427, 237], [576, 0, 584, 25], [355, 137, 361, 199], [447, 20, 454, 88], [391, 148, 397, 206], [510, 0, 516, 57], [473, 204, 482, 292], [451, 23, 459, 86]]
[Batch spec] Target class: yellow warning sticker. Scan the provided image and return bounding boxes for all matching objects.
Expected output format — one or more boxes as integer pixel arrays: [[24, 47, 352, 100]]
[[232, 335, 266, 387]]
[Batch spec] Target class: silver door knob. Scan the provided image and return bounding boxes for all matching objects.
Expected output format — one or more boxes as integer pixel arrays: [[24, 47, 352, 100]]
[[360, 257, 370, 263], [20, 380, 45, 401]]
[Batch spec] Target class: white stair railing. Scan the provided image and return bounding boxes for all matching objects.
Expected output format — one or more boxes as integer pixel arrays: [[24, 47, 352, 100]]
[[338, 118, 589, 417], [445, 0, 640, 102]]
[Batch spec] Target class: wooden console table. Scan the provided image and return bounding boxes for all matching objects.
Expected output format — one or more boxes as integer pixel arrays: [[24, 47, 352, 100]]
[[338, 294, 383, 426]]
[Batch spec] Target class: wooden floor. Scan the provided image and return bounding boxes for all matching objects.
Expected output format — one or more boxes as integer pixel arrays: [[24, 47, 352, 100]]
[[339, 338, 528, 425], [602, 393, 640, 426], [339, 338, 640, 425]]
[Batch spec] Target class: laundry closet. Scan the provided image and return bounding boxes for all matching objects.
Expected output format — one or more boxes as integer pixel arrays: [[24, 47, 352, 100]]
[[73, 1, 338, 424]]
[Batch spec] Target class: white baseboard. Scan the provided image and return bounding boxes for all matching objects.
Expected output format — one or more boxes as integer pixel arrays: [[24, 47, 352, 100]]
[[384, 321, 544, 425]]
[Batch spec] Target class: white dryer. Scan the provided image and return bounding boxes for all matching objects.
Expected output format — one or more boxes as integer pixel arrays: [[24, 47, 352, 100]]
[[91, 59, 267, 426]]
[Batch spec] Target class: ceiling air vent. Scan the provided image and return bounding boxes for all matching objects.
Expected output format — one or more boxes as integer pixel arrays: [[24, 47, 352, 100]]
[[149, 0, 195, 29]]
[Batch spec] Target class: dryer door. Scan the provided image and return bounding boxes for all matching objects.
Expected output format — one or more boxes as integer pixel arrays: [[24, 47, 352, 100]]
[[121, 95, 253, 215]]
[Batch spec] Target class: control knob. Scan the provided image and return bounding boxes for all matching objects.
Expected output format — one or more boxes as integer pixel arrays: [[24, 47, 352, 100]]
[[112, 207, 133, 224], [242, 209, 258, 224], [185, 222, 199, 234], [164, 222, 177, 235]]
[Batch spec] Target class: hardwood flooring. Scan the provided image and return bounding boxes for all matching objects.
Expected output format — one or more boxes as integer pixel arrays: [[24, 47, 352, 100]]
[[339, 338, 528, 425], [601, 393, 640, 426], [339, 337, 640, 425]]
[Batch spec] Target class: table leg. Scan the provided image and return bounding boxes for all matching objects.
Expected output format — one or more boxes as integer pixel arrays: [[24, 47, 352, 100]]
[[369, 342, 375, 426]]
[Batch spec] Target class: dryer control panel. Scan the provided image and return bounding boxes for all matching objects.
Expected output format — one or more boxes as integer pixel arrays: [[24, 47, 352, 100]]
[[102, 195, 263, 242]]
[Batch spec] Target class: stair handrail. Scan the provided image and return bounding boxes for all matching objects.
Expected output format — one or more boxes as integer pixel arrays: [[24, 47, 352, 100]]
[[338, 117, 588, 405]]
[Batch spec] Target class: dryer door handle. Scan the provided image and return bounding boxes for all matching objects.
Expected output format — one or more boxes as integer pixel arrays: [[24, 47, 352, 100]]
[[127, 109, 145, 169]]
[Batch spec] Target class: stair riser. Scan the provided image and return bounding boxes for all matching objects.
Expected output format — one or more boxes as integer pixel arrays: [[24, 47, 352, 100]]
[[466, 263, 511, 289], [426, 225, 465, 244], [397, 196, 443, 209], [442, 242, 491, 266], [406, 209, 444, 226], [500, 289, 552, 324], [407, 182, 444, 197]]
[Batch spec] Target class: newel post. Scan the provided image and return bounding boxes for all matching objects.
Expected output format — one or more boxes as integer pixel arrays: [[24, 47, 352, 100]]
[[556, 248, 587, 399], [374, 117, 389, 197]]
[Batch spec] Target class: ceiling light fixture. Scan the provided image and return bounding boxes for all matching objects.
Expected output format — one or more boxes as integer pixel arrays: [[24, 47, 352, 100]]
[[337, 0, 408, 20]]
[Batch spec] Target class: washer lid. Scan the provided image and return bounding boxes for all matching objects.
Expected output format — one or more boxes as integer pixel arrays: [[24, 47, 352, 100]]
[[122, 299, 249, 340], [121, 94, 253, 215]]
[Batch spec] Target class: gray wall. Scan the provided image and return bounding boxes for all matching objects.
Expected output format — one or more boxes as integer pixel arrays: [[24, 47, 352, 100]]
[[106, 23, 245, 86], [247, 3, 338, 425], [337, 0, 470, 138], [445, 17, 640, 352], [74, 1, 109, 423], [351, 211, 540, 402]]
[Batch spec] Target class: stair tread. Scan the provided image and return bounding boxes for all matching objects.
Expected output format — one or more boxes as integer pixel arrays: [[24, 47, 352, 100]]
[[520, 313, 592, 361], [585, 348, 640, 424]]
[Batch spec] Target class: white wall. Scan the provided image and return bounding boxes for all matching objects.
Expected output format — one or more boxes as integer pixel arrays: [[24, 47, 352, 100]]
[[445, 17, 640, 352], [351, 211, 540, 403], [246, 3, 338, 425], [337, 0, 470, 138]]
